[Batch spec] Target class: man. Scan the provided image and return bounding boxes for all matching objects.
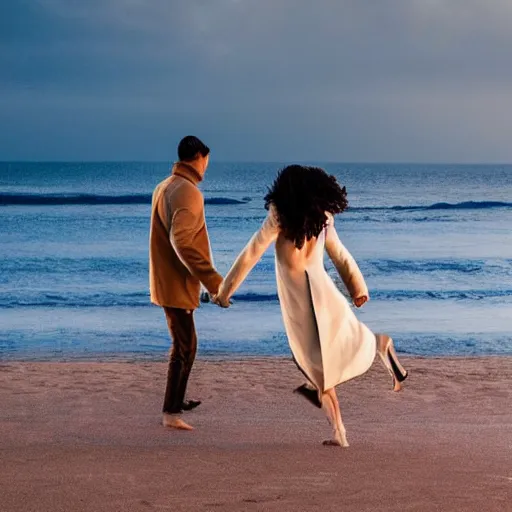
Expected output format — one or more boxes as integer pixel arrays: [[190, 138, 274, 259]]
[[149, 135, 226, 431]]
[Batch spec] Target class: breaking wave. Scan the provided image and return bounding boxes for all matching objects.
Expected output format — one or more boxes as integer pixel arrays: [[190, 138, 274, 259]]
[[0, 193, 251, 206]]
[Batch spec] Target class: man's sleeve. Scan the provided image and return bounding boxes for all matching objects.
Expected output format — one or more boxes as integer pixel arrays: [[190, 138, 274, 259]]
[[170, 199, 223, 295]]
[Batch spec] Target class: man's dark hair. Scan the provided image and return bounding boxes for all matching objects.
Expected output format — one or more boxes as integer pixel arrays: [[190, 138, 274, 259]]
[[177, 136, 210, 161], [264, 165, 348, 249]]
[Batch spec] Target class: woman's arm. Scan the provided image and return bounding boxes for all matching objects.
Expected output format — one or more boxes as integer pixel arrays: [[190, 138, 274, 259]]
[[324, 214, 369, 306], [215, 206, 280, 305]]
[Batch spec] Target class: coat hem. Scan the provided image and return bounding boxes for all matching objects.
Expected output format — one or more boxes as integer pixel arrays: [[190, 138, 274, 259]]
[[150, 298, 199, 310], [304, 270, 325, 399]]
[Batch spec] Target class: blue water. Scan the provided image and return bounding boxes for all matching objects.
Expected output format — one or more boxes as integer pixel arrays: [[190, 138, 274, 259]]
[[1, 162, 511, 360]]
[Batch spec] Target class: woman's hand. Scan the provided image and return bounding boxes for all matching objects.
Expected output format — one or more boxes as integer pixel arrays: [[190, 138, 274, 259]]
[[353, 295, 368, 308]]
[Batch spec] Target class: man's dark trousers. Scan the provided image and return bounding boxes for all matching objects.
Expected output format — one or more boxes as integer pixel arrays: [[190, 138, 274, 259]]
[[162, 307, 197, 414]]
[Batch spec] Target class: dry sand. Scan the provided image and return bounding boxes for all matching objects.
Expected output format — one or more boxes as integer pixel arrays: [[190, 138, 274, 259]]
[[0, 357, 510, 511]]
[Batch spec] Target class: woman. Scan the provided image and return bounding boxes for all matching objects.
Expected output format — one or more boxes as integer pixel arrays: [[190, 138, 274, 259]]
[[214, 165, 408, 447]]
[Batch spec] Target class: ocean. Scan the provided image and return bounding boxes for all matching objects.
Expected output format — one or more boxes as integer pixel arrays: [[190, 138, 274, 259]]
[[0, 162, 511, 360]]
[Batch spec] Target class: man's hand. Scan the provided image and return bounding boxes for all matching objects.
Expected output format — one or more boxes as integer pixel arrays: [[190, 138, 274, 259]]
[[353, 295, 368, 308], [212, 294, 231, 308]]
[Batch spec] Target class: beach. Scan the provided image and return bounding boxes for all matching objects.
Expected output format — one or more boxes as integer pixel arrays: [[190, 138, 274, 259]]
[[1, 356, 510, 511], [1, 162, 511, 511]]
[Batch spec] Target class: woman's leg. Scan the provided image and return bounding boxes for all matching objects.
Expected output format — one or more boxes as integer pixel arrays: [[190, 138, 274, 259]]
[[376, 334, 408, 392], [322, 388, 349, 447]]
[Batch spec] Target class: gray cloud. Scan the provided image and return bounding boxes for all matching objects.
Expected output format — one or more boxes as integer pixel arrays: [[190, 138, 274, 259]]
[[1, 0, 511, 161]]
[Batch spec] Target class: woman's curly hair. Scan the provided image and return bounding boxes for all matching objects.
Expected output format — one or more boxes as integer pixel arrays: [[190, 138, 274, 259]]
[[264, 165, 348, 249]]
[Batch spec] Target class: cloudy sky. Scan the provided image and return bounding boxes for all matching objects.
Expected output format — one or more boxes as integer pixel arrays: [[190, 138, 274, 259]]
[[1, 1, 511, 162]]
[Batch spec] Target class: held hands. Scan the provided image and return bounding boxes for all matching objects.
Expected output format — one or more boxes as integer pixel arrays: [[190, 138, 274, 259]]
[[353, 295, 368, 308], [199, 291, 231, 308], [211, 294, 231, 308], [200, 282, 232, 308]]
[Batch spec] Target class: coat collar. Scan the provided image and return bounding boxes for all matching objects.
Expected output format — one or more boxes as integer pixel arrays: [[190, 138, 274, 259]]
[[171, 161, 203, 185]]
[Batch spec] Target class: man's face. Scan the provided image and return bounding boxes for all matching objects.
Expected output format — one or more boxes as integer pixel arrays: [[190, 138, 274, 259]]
[[202, 153, 210, 173]]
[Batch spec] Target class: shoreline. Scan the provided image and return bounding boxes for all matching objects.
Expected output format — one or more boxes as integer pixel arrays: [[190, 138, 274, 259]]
[[2, 352, 512, 363]]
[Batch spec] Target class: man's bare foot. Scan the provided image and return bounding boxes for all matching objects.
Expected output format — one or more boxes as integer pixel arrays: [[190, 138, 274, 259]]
[[162, 414, 194, 430]]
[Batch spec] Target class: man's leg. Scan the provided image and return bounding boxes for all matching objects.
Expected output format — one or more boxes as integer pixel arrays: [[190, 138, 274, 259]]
[[162, 307, 198, 430]]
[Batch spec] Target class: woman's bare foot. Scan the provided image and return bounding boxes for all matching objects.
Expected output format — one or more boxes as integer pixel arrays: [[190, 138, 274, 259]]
[[323, 432, 349, 448], [323, 439, 342, 446], [322, 389, 349, 447], [339, 431, 349, 447], [162, 414, 194, 430]]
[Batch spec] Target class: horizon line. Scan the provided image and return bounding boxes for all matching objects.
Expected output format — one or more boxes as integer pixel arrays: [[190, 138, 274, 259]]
[[1, 159, 512, 166]]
